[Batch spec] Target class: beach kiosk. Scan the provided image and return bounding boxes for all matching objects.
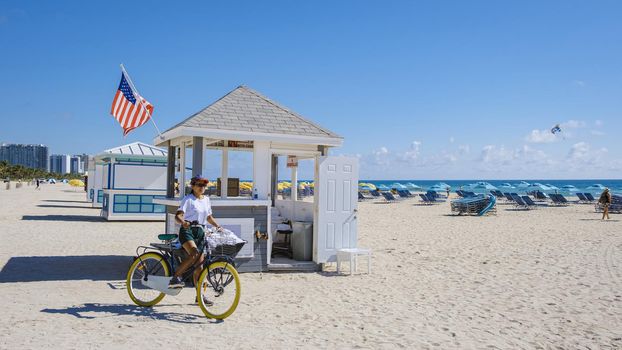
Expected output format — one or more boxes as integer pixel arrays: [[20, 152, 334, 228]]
[[91, 142, 168, 220], [153, 86, 359, 272]]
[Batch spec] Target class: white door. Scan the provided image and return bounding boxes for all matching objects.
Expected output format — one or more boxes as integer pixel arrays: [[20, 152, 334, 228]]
[[314, 156, 359, 263]]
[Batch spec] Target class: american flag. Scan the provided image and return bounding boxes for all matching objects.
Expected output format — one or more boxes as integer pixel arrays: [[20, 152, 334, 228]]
[[110, 72, 154, 136]]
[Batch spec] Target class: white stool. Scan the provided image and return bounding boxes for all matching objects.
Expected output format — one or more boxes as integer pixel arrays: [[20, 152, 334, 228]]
[[336, 248, 371, 275]]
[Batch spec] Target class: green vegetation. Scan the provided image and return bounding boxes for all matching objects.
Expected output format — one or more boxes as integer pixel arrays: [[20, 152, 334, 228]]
[[0, 161, 84, 181]]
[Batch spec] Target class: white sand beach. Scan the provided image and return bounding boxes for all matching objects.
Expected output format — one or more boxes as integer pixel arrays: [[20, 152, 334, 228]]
[[1, 184, 621, 349]]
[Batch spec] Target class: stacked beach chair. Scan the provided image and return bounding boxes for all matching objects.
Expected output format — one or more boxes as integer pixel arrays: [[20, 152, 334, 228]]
[[450, 194, 496, 216]]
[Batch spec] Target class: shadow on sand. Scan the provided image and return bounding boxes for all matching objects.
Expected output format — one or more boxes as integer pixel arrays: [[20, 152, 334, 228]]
[[41, 199, 88, 204], [0, 255, 133, 282], [41, 303, 221, 324], [21, 214, 104, 222], [37, 204, 93, 209]]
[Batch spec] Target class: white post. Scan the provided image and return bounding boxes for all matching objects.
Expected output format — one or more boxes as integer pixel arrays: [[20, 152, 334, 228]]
[[221, 141, 228, 199], [253, 141, 271, 200], [291, 164, 298, 202], [179, 142, 186, 196]]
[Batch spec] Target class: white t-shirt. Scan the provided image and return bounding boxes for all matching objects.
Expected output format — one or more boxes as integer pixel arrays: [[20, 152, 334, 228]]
[[178, 194, 212, 225]]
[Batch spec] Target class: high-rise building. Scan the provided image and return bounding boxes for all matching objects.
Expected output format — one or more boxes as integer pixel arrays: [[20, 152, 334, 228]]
[[70, 154, 88, 174], [49, 154, 71, 174], [0, 143, 49, 170]]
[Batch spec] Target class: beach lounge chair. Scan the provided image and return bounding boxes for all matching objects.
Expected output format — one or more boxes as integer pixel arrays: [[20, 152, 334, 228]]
[[370, 189, 381, 197], [381, 192, 398, 202], [358, 191, 374, 201], [397, 189, 412, 198], [576, 193, 588, 203], [456, 190, 465, 197], [418, 193, 434, 205], [521, 195, 540, 208], [503, 192, 514, 201], [584, 193, 596, 202], [510, 194, 529, 209], [549, 194, 569, 206], [534, 191, 548, 200]]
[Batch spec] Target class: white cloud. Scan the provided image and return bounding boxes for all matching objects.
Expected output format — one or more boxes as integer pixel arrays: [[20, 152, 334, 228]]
[[590, 130, 605, 136], [524, 119, 587, 143], [398, 141, 421, 162], [595, 120, 603, 127], [449, 137, 455, 144], [561, 120, 586, 129], [458, 144, 470, 155], [525, 129, 557, 143]]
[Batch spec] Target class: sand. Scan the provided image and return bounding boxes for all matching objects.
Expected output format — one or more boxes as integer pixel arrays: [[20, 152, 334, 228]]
[[1, 183, 621, 349]]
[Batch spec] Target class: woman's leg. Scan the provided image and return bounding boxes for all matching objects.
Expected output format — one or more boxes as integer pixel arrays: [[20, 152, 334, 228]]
[[193, 253, 205, 285], [173, 241, 200, 278]]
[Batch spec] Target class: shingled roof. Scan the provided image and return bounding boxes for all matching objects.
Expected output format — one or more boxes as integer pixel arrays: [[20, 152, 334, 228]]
[[163, 86, 341, 140]]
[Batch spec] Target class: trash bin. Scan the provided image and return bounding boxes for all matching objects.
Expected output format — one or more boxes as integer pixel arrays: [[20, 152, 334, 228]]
[[291, 221, 313, 261]]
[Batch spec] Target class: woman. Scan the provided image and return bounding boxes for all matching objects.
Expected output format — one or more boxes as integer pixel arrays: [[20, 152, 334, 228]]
[[168, 175, 222, 290], [599, 188, 612, 220]]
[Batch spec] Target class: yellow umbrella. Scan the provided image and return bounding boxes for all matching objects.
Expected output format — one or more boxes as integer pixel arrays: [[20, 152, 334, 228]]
[[68, 179, 84, 187]]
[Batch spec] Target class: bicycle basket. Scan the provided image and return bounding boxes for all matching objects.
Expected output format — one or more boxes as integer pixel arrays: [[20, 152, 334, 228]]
[[209, 241, 246, 258]]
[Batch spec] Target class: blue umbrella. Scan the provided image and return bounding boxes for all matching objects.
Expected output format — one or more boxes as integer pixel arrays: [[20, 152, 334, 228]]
[[391, 183, 408, 190], [377, 184, 390, 191], [526, 183, 551, 193], [405, 182, 422, 191], [473, 182, 498, 191], [514, 181, 531, 188]]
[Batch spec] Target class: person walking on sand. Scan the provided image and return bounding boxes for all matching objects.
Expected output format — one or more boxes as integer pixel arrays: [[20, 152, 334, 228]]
[[598, 188, 612, 220], [35, 178, 40, 190]]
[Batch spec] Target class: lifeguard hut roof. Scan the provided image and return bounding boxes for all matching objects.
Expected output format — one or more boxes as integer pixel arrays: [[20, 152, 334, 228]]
[[155, 86, 343, 147], [95, 142, 167, 161]]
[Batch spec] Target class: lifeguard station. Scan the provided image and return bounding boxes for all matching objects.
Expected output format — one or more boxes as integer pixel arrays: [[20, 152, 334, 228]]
[[153, 86, 359, 272], [89, 142, 168, 221]]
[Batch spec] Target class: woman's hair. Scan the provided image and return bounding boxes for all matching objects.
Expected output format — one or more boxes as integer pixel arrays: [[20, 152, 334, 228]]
[[190, 175, 208, 186]]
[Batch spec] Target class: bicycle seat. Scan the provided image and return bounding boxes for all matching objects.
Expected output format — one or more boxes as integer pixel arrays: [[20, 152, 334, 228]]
[[158, 233, 178, 241]]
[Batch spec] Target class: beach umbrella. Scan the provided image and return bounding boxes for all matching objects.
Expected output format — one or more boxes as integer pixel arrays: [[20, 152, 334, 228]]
[[377, 184, 390, 191], [68, 179, 84, 192], [405, 182, 422, 190], [514, 181, 531, 188], [68, 179, 84, 187], [499, 183, 515, 189], [545, 184, 559, 190], [526, 183, 551, 193], [473, 182, 497, 190], [391, 183, 407, 190], [359, 185, 373, 191]]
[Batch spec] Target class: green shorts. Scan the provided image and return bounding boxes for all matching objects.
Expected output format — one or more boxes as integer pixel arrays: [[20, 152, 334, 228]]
[[179, 226, 205, 252]]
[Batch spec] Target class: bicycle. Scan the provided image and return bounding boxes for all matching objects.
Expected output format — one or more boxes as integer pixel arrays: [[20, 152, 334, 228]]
[[126, 223, 245, 319]]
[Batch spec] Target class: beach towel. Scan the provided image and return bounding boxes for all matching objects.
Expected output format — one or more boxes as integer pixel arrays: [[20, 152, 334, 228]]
[[205, 228, 245, 250]]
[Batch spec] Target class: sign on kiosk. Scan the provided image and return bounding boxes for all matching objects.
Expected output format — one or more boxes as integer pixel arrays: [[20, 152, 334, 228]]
[[286, 155, 298, 168]]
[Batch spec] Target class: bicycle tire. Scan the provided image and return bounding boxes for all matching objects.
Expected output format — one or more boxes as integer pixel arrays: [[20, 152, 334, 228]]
[[126, 252, 170, 307], [196, 261, 241, 319]]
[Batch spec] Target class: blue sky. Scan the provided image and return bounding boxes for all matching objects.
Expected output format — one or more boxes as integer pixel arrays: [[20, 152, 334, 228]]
[[1, 1, 620, 180]]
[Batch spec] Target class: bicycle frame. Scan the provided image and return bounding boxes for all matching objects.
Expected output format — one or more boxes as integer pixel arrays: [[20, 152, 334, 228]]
[[134, 242, 237, 294]]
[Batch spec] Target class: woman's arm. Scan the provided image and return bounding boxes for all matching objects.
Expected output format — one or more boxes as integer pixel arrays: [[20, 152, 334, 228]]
[[207, 215, 221, 230], [175, 210, 189, 228]]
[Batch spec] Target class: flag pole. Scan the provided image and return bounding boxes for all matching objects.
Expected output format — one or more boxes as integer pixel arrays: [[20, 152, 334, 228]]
[[119, 64, 164, 140]]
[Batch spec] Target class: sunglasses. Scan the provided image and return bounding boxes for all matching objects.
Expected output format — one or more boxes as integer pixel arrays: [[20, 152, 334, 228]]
[[194, 183, 207, 187]]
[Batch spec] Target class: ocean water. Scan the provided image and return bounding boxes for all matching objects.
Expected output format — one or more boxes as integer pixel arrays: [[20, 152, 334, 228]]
[[359, 179, 622, 194]]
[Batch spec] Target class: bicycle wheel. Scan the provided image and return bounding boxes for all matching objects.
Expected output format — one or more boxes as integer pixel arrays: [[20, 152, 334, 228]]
[[126, 252, 170, 307], [196, 261, 241, 319]]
